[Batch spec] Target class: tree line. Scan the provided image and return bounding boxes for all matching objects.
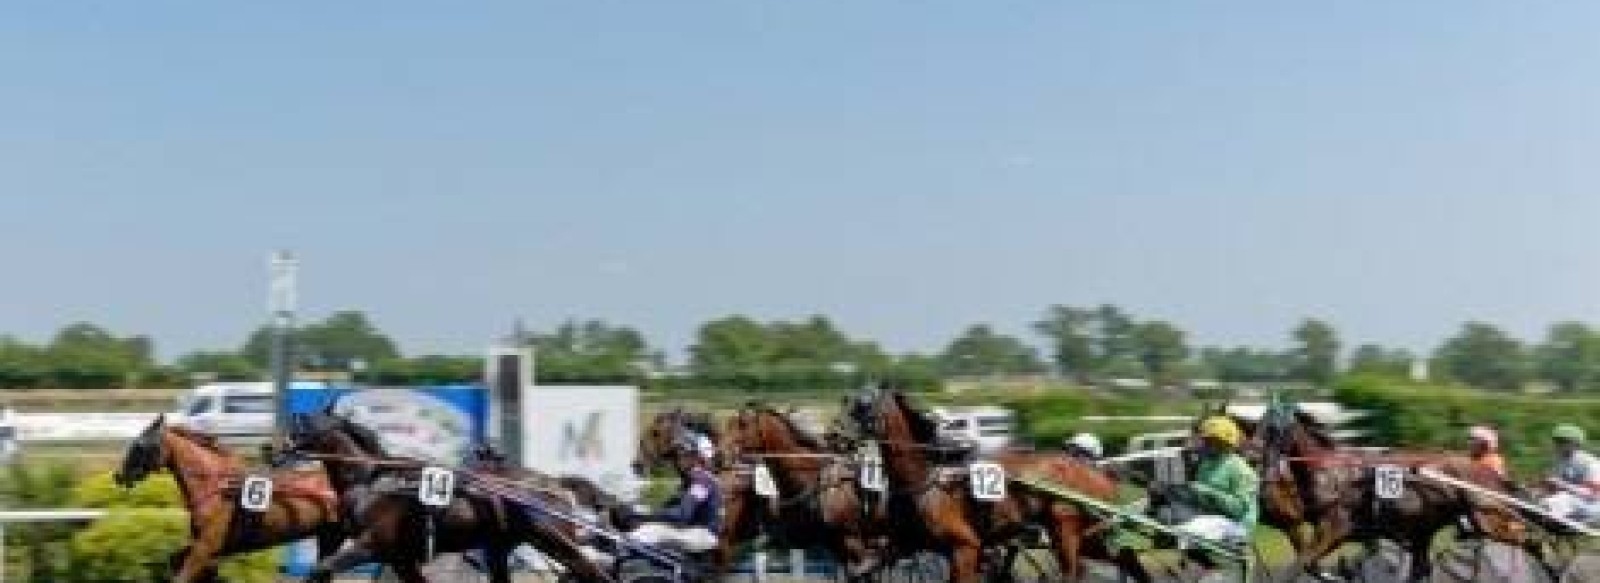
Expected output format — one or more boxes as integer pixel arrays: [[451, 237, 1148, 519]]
[[0, 306, 1593, 392]]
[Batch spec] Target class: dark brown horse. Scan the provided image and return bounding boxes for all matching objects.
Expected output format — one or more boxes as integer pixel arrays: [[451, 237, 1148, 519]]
[[719, 404, 885, 580], [840, 388, 1148, 583], [284, 412, 615, 583], [114, 415, 344, 583], [1238, 405, 1543, 582]]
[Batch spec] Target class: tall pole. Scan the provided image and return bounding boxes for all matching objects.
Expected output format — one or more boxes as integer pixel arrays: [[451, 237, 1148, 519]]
[[269, 251, 299, 433]]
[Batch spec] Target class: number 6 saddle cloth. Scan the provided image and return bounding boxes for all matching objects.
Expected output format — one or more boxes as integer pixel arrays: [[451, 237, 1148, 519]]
[[220, 470, 339, 514]]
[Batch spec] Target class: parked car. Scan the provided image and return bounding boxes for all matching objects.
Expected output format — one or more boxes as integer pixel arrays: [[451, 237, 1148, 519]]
[[931, 406, 1015, 453], [171, 382, 276, 440]]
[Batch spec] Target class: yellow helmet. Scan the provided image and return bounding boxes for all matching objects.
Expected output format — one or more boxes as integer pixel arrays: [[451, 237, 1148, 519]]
[[1198, 416, 1243, 447]]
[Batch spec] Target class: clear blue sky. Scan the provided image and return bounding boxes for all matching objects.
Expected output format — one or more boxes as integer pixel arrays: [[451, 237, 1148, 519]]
[[2, 2, 1597, 360]]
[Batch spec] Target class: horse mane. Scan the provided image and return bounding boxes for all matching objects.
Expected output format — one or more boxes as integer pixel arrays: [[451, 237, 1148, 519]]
[[889, 391, 940, 444], [337, 416, 391, 457], [167, 426, 229, 454], [758, 406, 825, 451], [1291, 407, 1338, 448]]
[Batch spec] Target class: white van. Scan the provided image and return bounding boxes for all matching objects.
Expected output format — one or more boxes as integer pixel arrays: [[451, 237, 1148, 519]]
[[932, 406, 1015, 454], [171, 382, 276, 440]]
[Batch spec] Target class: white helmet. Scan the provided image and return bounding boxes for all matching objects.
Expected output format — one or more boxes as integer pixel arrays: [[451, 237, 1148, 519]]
[[1067, 433, 1103, 458]]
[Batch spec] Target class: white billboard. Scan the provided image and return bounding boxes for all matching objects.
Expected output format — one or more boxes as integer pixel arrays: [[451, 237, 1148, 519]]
[[520, 386, 639, 500]]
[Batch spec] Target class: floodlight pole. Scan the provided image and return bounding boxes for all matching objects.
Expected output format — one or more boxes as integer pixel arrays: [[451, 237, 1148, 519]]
[[269, 251, 299, 434]]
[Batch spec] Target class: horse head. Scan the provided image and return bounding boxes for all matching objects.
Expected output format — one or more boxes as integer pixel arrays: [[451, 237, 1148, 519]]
[[114, 415, 168, 488]]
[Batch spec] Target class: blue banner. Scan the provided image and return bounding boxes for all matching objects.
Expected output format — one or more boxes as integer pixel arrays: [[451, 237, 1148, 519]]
[[282, 381, 490, 576]]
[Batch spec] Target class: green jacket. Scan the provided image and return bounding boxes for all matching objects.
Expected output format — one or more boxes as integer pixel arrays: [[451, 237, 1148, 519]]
[[1189, 451, 1259, 528]]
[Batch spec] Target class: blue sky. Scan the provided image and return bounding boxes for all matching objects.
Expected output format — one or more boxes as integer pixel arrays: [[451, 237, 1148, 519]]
[[1, 2, 1597, 360]]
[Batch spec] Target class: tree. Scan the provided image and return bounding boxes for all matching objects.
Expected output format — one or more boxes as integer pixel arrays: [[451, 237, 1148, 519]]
[[529, 319, 659, 380], [175, 351, 260, 381], [1201, 347, 1293, 382], [937, 325, 1045, 377], [1534, 322, 1600, 392], [1289, 319, 1341, 384], [44, 323, 155, 389], [1094, 304, 1139, 369], [243, 311, 399, 370], [1132, 320, 1189, 382], [1032, 306, 1097, 379], [1348, 344, 1415, 377], [690, 316, 775, 372], [1434, 322, 1530, 391]]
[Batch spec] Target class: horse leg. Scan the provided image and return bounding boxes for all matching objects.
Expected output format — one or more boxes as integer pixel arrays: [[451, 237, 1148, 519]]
[[482, 542, 514, 583], [1405, 532, 1435, 583], [303, 525, 347, 583], [1290, 513, 1353, 583], [307, 531, 381, 582], [171, 511, 233, 583], [1045, 508, 1088, 581], [393, 561, 431, 583], [930, 515, 984, 583]]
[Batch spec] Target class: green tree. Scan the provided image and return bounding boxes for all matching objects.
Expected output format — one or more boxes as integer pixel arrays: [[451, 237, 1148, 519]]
[[937, 325, 1045, 377], [175, 351, 261, 381], [1201, 347, 1293, 382], [43, 323, 155, 389], [768, 316, 885, 369], [1434, 322, 1530, 391], [0, 336, 46, 388], [689, 316, 775, 372], [1094, 304, 1139, 370], [530, 319, 659, 380], [1347, 344, 1415, 377], [1534, 321, 1600, 392], [1289, 318, 1341, 384], [244, 311, 399, 370], [1132, 320, 1189, 382], [1032, 305, 1097, 380]]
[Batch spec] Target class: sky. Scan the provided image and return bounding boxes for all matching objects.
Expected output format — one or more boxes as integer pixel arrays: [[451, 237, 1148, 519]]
[[1, 2, 1597, 361]]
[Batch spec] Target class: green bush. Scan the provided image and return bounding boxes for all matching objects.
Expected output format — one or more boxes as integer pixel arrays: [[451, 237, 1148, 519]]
[[996, 390, 1197, 455], [67, 471, 278, 583], [1336, 374, 1600, 477]]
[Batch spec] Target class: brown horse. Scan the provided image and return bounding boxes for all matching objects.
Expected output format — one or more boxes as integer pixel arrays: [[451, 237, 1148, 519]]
[[719, 404, 886, 580], [284, 411, 615, 583], [1239, 405, 1545, 582], [840, 387, 1149, 583], [114, 415, 344, 583]]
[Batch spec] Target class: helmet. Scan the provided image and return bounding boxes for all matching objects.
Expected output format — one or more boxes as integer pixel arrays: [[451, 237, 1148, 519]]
[[1198, 416, 1244, 448], [1067, 433, 1103, 458], [1468, 426, 1498, 448], [1553, 424, 1587, 444]]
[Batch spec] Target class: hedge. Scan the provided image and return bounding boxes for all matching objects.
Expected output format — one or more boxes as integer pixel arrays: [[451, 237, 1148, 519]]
[[1336, 374, 1600, 477]]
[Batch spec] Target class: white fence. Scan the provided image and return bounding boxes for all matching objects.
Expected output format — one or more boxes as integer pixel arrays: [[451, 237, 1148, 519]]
[[1, 411, 154, 442]]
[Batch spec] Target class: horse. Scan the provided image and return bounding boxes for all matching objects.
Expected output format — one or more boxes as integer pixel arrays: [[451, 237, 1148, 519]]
[[282, 411, 616, 583], [1232, 404, 1548, 582], [718, 404, 886, 580], [113, 415, 344, 583], [839, 387, 1150, 583]]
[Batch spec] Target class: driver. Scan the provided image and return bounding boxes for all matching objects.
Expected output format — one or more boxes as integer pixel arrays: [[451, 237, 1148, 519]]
[[1064, 432, 1104, 463], [1542, 424, 1600, 523], [1169, 416, 1259, 545], [628, 433, 723, 553]]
